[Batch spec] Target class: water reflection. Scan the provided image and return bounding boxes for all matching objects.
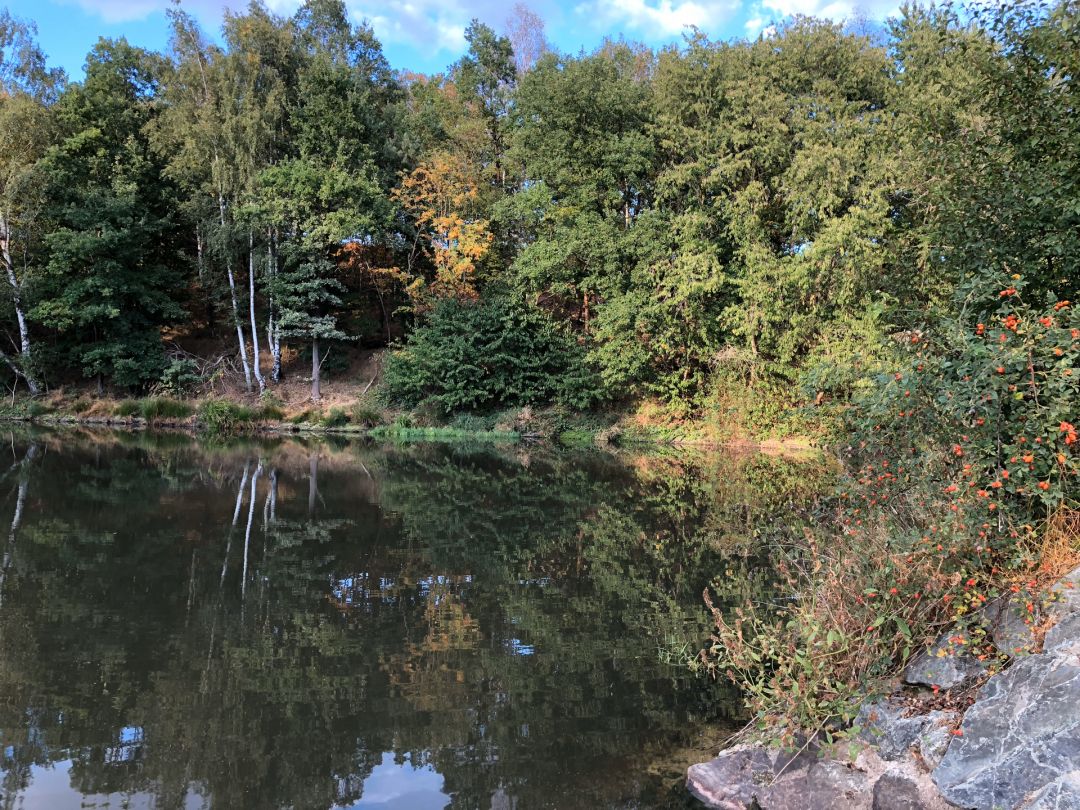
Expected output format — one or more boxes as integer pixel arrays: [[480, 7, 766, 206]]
[[0, 430, 826, 809]]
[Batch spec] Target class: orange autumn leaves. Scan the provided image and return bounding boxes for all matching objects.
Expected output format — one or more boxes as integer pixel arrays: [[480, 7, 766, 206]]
[[393, 153, 493, 309]]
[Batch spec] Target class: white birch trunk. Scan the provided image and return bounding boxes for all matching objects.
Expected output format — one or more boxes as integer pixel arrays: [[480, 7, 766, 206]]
[[248, 232, 264, 393], [0, 214, 39, 396], [218, 196, 252, 393], [267, 231, 281, 383]]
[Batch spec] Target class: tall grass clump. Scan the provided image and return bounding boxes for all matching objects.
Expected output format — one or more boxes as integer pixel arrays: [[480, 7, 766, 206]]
[[197, 399, 256, 434], [140, 397, 193, 421]]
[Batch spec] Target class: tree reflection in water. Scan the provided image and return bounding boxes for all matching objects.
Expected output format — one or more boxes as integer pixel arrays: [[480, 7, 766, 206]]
[[0, 429, 828, 809]]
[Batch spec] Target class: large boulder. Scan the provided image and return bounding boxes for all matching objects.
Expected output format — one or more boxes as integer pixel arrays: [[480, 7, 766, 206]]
[[931, 653, 1080, 809], [856, 696, 959, 770], [686, 740, 952, 810]]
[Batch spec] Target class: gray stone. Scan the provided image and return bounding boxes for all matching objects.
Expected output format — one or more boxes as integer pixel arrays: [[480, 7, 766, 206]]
[[856, 697, 959, 769], [686, 746, 776, 810], [762, 758, 873, 809], [873, 773, 927, 810], [1021, 771, 1080, 810], [984, 597, 1037, 656], [904, 630, 989, 689], [1045, 612, 1080, 656], [917, 715, 957, 772], [687, 745, 875, 810], [686, 741, 958, 810], [932, 654, 1080, 810]]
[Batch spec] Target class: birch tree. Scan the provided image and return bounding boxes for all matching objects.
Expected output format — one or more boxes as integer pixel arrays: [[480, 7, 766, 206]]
[[0, 12, 63, 394]]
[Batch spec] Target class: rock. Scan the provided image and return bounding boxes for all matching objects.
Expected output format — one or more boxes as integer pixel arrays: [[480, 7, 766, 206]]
[[686, 746, 777, 810], [1021, 771, 1080, 810], [686, 740, 955, 810], [1044, 611, 1080, 656], [1044, 566, 1080, 655], [873, 773, 926, 810], [687, 743, 874, 809], [904, 631, 989, 689], [917, 714, 957, 772], [983, 597, 1036, 656], [856, 697, 959, 770], [932, 654, 1080, 809], [762, 758, 873, 808]]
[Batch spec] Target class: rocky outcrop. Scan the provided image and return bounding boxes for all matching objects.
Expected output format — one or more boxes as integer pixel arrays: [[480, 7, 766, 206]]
[[686, 738, 955, 810], [931, 567, 1080, 810], [688, 565, 1080, 810], [856, 697, 958, 771]]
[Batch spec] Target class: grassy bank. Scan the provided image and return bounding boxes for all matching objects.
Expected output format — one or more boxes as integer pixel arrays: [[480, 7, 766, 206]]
[[0, 387, 821, 451]]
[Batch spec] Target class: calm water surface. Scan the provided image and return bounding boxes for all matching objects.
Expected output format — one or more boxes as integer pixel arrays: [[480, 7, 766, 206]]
[[0, 430, 821, 809]]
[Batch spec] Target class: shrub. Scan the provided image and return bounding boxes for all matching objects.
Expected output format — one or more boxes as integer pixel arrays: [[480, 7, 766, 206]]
[[699, 275, 1079, 744], [288, 409, 316, 425], [140, 397, 193, 421], [26, 401, 50, 418], [350, 401, 383, 427], [159, 359, 202, 397], [114, 400, 141, 417], [449, 412, 493, 433], [381, 294, 605, 414], [197, 399, 255, 433], [258, 404, 286, 421], [321, 408, 349, 428]]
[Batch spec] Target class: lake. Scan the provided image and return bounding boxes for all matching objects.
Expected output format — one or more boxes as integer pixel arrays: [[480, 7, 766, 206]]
[[0, 429, 824, 809]]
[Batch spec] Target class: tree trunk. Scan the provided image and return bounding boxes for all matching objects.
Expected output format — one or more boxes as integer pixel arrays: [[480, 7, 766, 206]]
[[219, 196, 252, 393], [248, 232, 264, 393], [267, 231, 281, 383], [375, 285, 391, 345], [0, 214, 39, 396], [311, 337, 322, 403]]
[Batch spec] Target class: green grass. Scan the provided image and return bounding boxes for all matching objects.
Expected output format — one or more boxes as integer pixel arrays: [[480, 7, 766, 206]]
[[257, 404, 286, 421], [140, 397, 193, 421], [25, 401, 50, 418], [321, 408, 350, 428], [197, 399, 256, 433], [114, 400, 142, 417]]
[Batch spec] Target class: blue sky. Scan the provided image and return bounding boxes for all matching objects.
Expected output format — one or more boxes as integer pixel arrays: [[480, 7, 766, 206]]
[[4, 0, 899, 79]]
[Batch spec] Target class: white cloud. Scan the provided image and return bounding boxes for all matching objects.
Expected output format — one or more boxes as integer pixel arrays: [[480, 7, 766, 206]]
[[574, 0, 738, 38], [59, 0, 246, 25], [60, 0, 527, 59], [758, 0, 898, 22]]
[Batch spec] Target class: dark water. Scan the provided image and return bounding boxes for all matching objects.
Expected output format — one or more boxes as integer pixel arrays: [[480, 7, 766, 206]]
[[0, 430, 823, 809]]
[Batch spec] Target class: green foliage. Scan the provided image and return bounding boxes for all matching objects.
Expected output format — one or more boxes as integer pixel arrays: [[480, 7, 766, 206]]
[[196, 399, 255, 434], [159, 359, 202, 397], [321, 407, 349, 428], [257, 404, 286, 421], [448, 412, 493, 433], [382, 295, 605, 414], [30, 40, 183, 389], [139, 397, 193, 421], [350, 400, 383, 427], [25, 400, 49, 418], [114, 400, 141, 417]]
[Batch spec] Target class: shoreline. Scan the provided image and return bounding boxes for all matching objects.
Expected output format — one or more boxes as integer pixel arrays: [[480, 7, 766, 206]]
[[1, 405, 821, 455]]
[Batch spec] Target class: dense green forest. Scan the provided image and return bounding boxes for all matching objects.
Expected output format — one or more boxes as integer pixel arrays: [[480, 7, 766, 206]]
[[0, 0, 1074, 423]]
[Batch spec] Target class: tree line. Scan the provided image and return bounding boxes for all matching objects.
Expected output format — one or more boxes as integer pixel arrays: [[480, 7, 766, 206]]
[[0, 0, 1075, 409]]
